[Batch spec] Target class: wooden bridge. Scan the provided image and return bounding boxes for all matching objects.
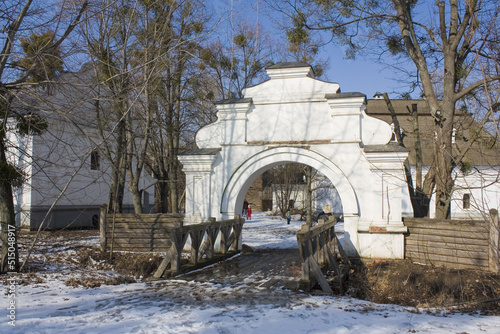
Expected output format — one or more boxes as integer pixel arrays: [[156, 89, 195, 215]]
[[100, 207, 244, 279], [100, 207, 350, 294], [180, 216, 351, 294]]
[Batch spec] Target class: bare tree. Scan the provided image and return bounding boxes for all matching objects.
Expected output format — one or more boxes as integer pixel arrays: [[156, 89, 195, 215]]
[[82, 0, 160, 214], [0, 0, 88, 273], [143, 0, 209, 213], [267, 163, 304, 217], [199, 20, 278, 100], [275, 0, 500, 218]]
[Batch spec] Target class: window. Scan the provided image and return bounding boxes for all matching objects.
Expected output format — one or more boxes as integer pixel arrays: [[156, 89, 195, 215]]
[[92, 214, 99, 227], [462, 193, 471, 209], [91, 148, 100, 170]]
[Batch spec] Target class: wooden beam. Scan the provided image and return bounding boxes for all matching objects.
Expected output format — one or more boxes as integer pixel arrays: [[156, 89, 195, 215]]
[[153, 246, 176, 279], [308, 257, 333, 294], [99, 204, 107, 251], [189, 228, 206, 265], [489, 209, 499, 273]]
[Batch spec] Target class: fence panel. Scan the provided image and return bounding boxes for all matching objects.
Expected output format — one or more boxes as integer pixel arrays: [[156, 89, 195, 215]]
[[404, 212, 499, 272]]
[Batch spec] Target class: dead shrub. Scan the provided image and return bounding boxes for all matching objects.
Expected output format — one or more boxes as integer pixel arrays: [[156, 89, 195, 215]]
[[109, 252, 164, 279], [346, 259, 500, 313]]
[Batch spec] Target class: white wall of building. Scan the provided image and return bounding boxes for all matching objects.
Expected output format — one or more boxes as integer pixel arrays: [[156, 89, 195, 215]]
[[7, 65, 155, 229], [8, 114, 154, 229], [400, 166, 500, 220], [451, 166, 500, 219]]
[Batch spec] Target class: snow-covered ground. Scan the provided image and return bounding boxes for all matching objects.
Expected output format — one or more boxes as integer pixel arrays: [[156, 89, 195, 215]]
[[2, 212, 500, 333]]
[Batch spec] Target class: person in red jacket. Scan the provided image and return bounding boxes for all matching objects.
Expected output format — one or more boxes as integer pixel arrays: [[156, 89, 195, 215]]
[[242, 200, 249, 218], [246, 205, 252, 220]]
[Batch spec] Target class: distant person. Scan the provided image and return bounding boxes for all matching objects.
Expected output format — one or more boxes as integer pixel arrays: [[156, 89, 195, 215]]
[[243, 200, 249, 218], [286, 209, 291, 225], [246, 205, 252, 220]]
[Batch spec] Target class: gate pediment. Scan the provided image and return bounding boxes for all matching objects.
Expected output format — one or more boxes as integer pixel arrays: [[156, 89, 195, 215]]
[[196, 62, 392, 148]]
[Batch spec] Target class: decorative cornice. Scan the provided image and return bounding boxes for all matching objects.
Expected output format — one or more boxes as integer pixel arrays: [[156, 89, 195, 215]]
[[178, 149, 220, 172]]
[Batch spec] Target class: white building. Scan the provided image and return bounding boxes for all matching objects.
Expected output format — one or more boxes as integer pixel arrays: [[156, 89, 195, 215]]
[[366, 98, 500, 219], [8, 65, 154, 230]]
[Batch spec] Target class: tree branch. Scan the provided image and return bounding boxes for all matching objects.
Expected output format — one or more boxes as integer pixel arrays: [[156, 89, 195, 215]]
[[455, 74, 500, 100], [7, 1, 89, 87], [0, 0, 34, 79], [437, 1, 448, 45]]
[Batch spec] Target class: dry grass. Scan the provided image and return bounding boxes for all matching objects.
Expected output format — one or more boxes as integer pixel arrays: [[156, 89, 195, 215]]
[[346, 259, 500, 314]]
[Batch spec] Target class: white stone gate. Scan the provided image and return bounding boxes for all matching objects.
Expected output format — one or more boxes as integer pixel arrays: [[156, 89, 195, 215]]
[[179, 62, 409, 259]]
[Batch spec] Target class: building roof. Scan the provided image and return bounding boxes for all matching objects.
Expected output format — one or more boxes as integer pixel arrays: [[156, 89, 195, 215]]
[[266, 62, 311, 69], [366, 99, 500, 167], [215, 98, 252, 105], [325, 92, 366, 100]]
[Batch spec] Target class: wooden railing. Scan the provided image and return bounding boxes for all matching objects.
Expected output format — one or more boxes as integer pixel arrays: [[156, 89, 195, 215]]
[[296, 217, 350, 294], [99, 206, 244, 278], [153, 217, 244, 279]]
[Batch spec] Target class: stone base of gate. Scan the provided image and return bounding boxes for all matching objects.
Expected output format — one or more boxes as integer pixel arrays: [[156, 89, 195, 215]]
[[356, 232, 405, 259], [341, 218, 407, 259]]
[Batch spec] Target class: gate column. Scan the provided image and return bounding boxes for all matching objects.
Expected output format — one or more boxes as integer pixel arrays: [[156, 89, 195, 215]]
[[178, 149, 220, 224]]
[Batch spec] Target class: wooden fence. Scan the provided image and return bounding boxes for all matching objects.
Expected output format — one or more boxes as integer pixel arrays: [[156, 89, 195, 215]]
[[404, 209, 499, 272], [99, 206, 244, 278], [296, 217, 350, 294]]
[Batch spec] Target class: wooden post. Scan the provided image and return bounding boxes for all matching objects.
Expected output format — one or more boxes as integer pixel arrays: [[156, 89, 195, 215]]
[[232, 220, 243, 251], [297, 239, 312, 291], [489, 209, 499, 273], [99, 204, 108, 251], [220, 225, 232, 255], [172, 230, 189, 274], [190, 228, 205, 265], [206, 224, 219, 259]]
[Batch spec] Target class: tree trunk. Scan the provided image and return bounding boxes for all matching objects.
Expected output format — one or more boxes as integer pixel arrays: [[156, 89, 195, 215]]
[[433, 51, 457, 219], [131, 186, 143, 214], [154, 180, 169, 213], [383, 94, 432, 218], [167, 168, 178, 213], [408, 102, 433, 218], [305, 165, 313, 226], [0, 136, 19, 273], [108, 118, 127, 213], [434, 110, 455, 218]]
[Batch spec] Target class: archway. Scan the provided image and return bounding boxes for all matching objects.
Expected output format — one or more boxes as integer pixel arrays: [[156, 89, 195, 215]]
[[221, 146, 358, 220], [178, 62, 409, 259]]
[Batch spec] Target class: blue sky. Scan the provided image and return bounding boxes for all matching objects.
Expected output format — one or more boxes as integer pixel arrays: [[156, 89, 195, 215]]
[[219, 0, 414, 100], [319, 45, 405, 99]]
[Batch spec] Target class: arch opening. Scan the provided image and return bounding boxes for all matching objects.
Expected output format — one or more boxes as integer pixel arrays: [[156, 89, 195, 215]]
[[238, 163, 343, 222], [220, 147, 359, 220]]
